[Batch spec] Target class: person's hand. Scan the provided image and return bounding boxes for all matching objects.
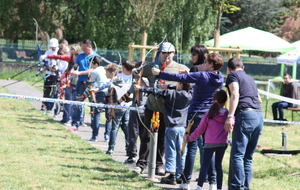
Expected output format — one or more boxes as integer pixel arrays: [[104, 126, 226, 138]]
[[158, 84, 168, 89], [224, 117, 234, 133], [152, 67, 161, 75], [179, 69, 189, 74], [71, 70, 80, 75], [50, 65, 57, 72], [91, 88, 99, 93], [39, 55, 47, 61], [134, 84, 141, 91]]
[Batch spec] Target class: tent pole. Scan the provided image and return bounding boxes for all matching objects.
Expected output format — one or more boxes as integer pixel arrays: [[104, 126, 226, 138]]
[[292, 62, 297, 79]]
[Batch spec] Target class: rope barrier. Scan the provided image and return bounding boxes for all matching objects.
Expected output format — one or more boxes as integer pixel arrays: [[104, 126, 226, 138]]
[[0, 93, 144, 111]]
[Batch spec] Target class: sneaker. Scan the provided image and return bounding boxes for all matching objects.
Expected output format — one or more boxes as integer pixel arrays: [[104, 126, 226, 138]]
[[132, 166, 144, 174], [160, 174, 176, 185], [155, 167, 165, 176], [124, 157, 136, 164], [209, 184, 217, 190], [53, 114, 59, 118], [179, 182, 190, 190], [89, 137, 98, 142], [68, 126, 78, 131], [195, 185, 202, 190], [106, 149, 114, 155], [80, 122, 88, 127], [60, 120, 68, 124], [176, 178, 182, 184], [64, 121, 71, 126]]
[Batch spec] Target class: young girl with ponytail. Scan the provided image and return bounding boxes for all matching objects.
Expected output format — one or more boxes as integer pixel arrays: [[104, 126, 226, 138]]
[[186, 89, 230, 190]]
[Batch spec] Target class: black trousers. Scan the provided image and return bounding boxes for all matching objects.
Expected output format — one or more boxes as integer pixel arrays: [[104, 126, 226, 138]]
[[42, 75, 58, 110], [136, 106, 166, 170], [127, 110, 145, 158]]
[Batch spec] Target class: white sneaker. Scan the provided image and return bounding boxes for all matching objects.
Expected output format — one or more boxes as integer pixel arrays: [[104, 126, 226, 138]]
[[209, 184, 217, 190], [179, 182, 190, 190], [80, 122, 88, 127], [195, 185, 202, 190]]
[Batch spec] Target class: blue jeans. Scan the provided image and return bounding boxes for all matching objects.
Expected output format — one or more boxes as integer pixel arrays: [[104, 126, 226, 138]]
[[198, 146, 227, 189], [90, 91, 105, 138], [71, 81, 87, 128], [230, 110, 263, 190], [108, 109, 129, 152], [61, 87, 75, 122], [182, 112, 216, 184], [272, 101, 297, 120], [164, 126, 185, 177], [104, 108, 112, 141]]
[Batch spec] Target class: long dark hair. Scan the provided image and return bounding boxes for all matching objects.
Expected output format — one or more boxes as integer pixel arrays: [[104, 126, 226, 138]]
[[190, 45, 208, 65], [207, 89, 227, 119]]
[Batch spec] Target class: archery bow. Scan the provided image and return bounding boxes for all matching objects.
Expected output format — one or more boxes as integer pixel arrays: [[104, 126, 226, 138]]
[[180, 119, 194, 156]]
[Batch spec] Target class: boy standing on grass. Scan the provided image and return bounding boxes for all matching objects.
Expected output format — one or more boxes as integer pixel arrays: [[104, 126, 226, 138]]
[[101, 63, 130, 155], [135, 82, 193, 185]]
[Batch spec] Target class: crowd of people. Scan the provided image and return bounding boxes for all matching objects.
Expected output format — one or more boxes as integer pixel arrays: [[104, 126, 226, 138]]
[[38, 39, 270, 190]]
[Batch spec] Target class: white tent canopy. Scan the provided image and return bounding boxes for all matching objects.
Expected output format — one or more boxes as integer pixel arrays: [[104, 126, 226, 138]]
[[204, 27, 295, 53]]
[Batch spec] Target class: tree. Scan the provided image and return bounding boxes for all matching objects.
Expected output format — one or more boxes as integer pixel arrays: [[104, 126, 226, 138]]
[[222, 0, 287, 34], [277, 1, 300, 42], [125, 0, 167, 60], [209, 0, 240, 47], [0, 0, 62, 44]]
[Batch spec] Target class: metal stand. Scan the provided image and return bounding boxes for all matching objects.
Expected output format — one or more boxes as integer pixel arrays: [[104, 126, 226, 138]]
[[282, 132, 287, 150], [147, 131, 158, 182]]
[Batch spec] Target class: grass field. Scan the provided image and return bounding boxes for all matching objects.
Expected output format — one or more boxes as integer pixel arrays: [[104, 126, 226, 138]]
[[0, 87, 160, 190], [1, 68, 300, 190]]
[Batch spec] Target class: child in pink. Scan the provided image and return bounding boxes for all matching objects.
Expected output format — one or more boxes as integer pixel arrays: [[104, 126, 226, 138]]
[[186, 89, 230, 190]]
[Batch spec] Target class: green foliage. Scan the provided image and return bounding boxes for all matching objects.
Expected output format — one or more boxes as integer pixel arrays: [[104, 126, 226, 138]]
[[222, 0, 287, 34]]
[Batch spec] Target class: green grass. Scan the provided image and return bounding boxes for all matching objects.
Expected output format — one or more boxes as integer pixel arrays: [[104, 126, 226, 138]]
[[1, 68, 300, 190], [0, 87, 160, 190]]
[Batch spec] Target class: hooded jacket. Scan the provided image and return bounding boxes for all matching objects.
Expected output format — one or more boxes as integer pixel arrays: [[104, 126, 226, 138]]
[[188, 108, 228, 144], [159, 71, 224, 113]]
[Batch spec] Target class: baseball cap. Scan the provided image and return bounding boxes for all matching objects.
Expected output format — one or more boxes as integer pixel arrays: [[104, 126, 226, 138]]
[[161, 42, 175, 52]]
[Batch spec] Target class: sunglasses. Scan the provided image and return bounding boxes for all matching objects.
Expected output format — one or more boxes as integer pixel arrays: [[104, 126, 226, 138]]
[[162, 52, 173, 54], [192, 53, 197, 56]]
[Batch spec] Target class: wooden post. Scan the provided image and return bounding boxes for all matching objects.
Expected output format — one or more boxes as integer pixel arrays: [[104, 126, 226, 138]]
[[128, 43, 134, 61], [140, 31, 147, 61], [128, 43, 158, 62], [214, 30, 220, 53]]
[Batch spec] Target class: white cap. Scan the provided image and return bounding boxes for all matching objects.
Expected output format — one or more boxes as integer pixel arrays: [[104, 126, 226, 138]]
[[161, 42, 175, 52], [49, 38, 59, 48]]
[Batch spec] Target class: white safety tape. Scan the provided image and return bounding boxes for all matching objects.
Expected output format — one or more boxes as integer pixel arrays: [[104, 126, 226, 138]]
[[258, 89, 300, 105], [264, 119, 300, 125], [258, 89, 300, 124], [0, 93, 144, 111]]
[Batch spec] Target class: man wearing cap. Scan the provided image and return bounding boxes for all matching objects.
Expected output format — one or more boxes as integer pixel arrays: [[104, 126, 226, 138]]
[[40, 38, 59, 112], [133, 42, 189, 179]]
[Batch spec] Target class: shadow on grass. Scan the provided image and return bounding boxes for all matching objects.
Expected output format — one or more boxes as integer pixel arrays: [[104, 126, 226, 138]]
[[59, 164, 141, 182], [61, 147, 101, 154], [254, 164, 299, 178], [18, 116, 58, 124]]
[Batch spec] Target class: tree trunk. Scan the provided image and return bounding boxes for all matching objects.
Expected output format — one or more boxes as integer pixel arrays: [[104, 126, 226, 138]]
[[139, 30, 147, 61]]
